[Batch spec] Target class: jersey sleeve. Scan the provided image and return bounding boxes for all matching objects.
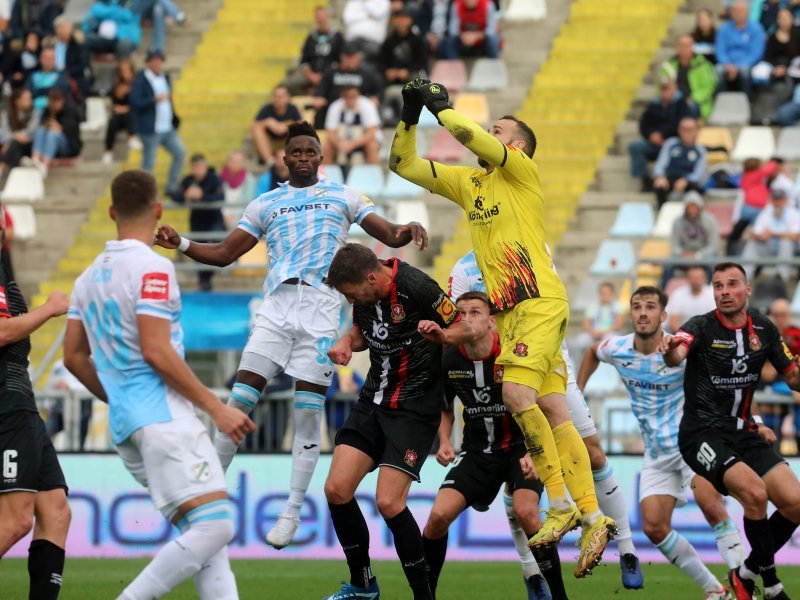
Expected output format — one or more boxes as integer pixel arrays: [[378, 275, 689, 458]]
[[766, 321, 797, 374], [237, 197, 266, 239], [344, 185, 376, 225], [675, 315, 705, 354], [0, 268, 11, 319], [135, 259, 180, 321], [409, 270, 461, 329], [448, 260, 469, 300], [595, 336, 618, 364], [67, 288, 82, 322]]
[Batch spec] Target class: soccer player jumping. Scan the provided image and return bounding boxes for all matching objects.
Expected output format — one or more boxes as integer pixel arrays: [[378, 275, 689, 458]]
[[392, 79, 615, 576], [661, 262, 800, 600], [156, 122, 427, 549]]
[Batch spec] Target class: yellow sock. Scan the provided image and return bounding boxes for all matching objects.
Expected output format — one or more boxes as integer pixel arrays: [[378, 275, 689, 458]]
[[513, 405, 568, 507], [552, 421, 600, 518]]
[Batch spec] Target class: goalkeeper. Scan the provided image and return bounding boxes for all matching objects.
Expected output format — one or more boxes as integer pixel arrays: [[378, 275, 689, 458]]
[[390, 79, 615, 577]]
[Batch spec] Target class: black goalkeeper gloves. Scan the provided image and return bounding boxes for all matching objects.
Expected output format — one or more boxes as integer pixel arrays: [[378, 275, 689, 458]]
[[416, 81, 452, 119], [400, 79, 452, 126]]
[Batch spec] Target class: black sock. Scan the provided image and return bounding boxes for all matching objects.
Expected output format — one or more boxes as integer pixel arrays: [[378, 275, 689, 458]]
[[422, 533, 448, 596], [743, 517, 779, 588], [385, 507, 432, 600], [769, 510, 800, 553], [329, 500, 373, 589], [28, 539, 64, 600], [532, 543, 568, 600]]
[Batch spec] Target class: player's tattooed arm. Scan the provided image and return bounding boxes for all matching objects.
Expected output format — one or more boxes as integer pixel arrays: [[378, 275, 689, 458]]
[[328, 325, 367, 366], [576, 342, 602, 393], [63, 319, 108, 402], [360, 213, 428, 250], [155, 225, 258, 267], [0, 291, 68, 346], [436, 406, 456, 466]]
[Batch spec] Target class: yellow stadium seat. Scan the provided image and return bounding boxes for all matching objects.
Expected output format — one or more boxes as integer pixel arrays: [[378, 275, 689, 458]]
[[453, 93, 490, 126]]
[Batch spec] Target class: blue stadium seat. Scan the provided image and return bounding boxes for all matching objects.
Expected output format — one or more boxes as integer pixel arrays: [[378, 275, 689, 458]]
[[380, 172, 423, 200], [466, 59, 509, 91], [589, 240, 636, 276], [345, 165, 384, 199], [609, 202, 654, 238], [320, 164, 344, 185]]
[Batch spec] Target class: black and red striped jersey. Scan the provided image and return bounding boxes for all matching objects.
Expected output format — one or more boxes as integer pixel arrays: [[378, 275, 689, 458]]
[[442, 333, 522, 454], [354, 258, 461, 417], [676, 309, 796, 433], [0, 263, 36, 416]]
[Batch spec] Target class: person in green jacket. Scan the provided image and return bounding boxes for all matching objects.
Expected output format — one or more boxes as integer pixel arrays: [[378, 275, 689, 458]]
[[661, 34, 718, 120]]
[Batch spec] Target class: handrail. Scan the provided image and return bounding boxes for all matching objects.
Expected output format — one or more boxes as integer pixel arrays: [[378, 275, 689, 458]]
[[32, 324, 66, 387]]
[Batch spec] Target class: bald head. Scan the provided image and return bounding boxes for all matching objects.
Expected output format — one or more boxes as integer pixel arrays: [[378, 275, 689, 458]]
[[770, 298, 792, 333], [730, 1, 749, 26]]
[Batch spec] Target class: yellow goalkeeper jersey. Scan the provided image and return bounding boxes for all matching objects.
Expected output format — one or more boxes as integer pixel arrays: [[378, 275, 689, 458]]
[[390, 109, 567, 312]]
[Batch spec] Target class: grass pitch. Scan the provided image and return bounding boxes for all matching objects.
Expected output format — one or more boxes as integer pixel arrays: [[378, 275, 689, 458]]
[[1, 558, 798, 598]]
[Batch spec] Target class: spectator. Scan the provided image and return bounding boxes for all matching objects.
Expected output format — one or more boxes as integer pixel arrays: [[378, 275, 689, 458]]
[[441, 0, 500, 59], [82, 0, 140, 59], [628, 78, 694, 191], [9, 30, 42, 85], [742, 186, 800, 282], [692, 8, 717, 63], [342, 0, 391, 63], [652, 116, 706, 208], [283, 6, 344, 95], [254, 148, 289, 196], [727, 157, 783, 253], [324, 85, 382, 166], [380, 7, 428, 85], [777, 80, 800, 125], [313, 42, 381, 128], [131, 48, 185, 195], [26, 45, 69, 113], [661, 34, 718, 120], [29, 87, 82, 179], [715, 0, 766, 96], [131, 0, 186, 54], [0, 7, 15, 84], [0, 88, 40, 174], [662, 191, 719, 286], [102, 58, 137, 164], [170, 153, 225, 291], [251, 85, 301, 166], [52, 15, 93, 100], [666, 265, 716, 332], [220, 149, 256, 229], [11, 0, 62, 40], [572, 281, 625, 360], [416, 0, 452, 57], [758, 0, 785, 35], [1, 204, 14, 281], [762, 8, 800, 80]]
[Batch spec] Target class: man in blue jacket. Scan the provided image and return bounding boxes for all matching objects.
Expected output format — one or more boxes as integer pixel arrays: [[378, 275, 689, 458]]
[[716, 0, 766, 96], [81, 0, 140, 58], [131, 48, 186, 196]]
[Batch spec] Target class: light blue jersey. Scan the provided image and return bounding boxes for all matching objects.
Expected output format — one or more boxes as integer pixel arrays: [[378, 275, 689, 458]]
[[68, 240, 195, 444], [596, 333, 686, 460], [448, 250, 485, 299], [238, 177, 375, 295]]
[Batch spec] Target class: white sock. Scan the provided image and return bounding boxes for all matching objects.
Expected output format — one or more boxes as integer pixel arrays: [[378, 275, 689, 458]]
[[121, 502, 235, 599], [284, 392, 324, 520], [214, 384, 260, 471], [765, 583, 786, 599], [503, 492, 541, 578], [592, 461, 635, 556], [194, 548, 238, 600], [656, 530, 722, 593], [713, 519, 746, 569]]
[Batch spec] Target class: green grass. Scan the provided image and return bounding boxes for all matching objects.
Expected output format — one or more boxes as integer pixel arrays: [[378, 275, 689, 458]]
[[1, 559, 798, 599]]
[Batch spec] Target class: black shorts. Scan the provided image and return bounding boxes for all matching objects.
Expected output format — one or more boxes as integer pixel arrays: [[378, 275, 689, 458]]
[[335, 400, 440, 482], [0, 411, 67, 494], [679, 426, 785, 495], [440, 445, 544, 511]]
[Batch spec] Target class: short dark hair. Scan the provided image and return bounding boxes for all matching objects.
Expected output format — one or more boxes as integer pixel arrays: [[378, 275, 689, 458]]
[[456, 290, 490, 307], [286, 121, 320, 144], [713, 261, 747, 280], [630, 285, 668, 310], [327, 243, 382, 290], [48, 87, 65, 101], [111, 170, 158, 219], [190, 153, 206, 163], [499, 115, 537, 158]]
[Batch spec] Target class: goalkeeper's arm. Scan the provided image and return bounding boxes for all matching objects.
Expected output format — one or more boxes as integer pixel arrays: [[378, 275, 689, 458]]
[[388, 122, 437, 192], [438, 109, 511, 170]]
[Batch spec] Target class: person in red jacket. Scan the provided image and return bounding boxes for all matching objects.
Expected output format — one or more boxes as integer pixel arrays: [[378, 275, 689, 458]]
[[442, 0, 500, 59]]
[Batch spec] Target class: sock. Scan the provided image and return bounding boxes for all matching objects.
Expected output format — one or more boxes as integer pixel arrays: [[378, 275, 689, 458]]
[[768, 510, 800, 553], [285, 392, 324, 520], [503, 493, 540, 578], [552, 421, 600, 519], [512, 405, 569, 510], [592, 461, 635, 555], [214, 383, 260, 471], [193, 548, 237, 600], [743, 517, 779, 588], [122, 503, 234, 599], [422, 533, 448, 595], [385, 508, 432, 600], [656, 530, 722, 593], [27, 539, 65, 600], [329, 500, 373, 589], [713, 519, 746, 569], [532, 544, 568, 600]]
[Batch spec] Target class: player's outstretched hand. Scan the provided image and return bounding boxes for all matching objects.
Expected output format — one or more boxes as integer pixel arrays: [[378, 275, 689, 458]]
[[417, 82, 452, 120], [212, 403, 255, 446], [398, 221, 428, 251], [400, 78, 429, 126], [658, 333, 679, 354], [155, 225, 181, 249], [328, 338, 353, 366], [520, 454, 538, 481], [45, 291, 70, 317], [418, 320, 446, 344], [436, 440, 456, 466]]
